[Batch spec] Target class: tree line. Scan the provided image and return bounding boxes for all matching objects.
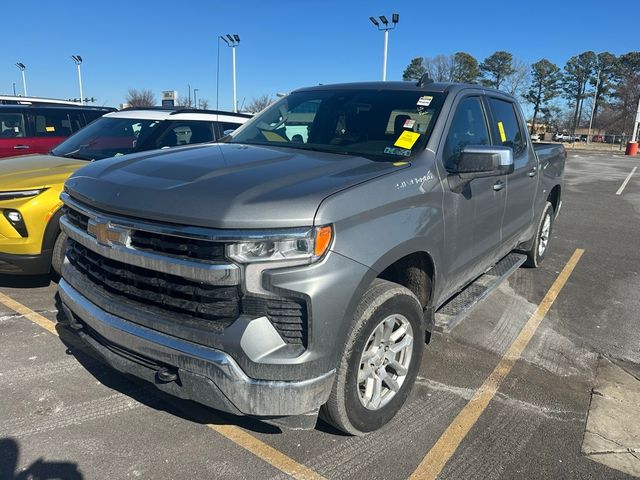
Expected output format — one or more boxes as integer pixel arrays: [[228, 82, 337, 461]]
[[402, 51, 640, 135]]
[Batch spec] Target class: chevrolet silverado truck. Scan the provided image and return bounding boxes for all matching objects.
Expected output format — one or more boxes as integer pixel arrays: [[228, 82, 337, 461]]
[[58, 79, 565, 435]]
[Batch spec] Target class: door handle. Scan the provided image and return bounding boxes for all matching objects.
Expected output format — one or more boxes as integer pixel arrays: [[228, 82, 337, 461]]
[[13, 145, 30, 150], [528, 167, 537, 177], [493, 180, 505, 191]]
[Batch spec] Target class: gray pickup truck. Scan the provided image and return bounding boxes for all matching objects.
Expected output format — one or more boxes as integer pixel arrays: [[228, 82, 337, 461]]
[[58, 79, 565, 435]]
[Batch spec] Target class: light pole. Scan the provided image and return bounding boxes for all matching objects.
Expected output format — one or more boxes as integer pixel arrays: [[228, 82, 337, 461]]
[[221, 34, 240, 112], [15, 63, 27, 96], [71, 55, 84, 104], [194, 88, 199, 109], [369, 13, 399, 81]]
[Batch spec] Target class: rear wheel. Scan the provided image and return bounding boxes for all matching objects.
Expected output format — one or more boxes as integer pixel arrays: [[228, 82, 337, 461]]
[[321, 279, 425, 435], [524, 201, 554, 268], [51, 231, 68, 276]]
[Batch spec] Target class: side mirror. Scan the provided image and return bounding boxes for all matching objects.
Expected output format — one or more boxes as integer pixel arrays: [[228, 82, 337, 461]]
[[455, 146, 514, 176]]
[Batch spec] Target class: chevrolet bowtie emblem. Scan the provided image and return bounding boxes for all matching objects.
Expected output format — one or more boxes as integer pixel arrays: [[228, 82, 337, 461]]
[[87, 219, 130, 247]]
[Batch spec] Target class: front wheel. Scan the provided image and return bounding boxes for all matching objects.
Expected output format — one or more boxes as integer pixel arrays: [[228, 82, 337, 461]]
[[524, 201, 554, 268], [321, 279, 425, 435], [51, 231, 68, 276]]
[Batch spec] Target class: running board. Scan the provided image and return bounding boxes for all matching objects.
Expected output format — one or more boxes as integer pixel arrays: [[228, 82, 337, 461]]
[[434, 253, 526, 333]]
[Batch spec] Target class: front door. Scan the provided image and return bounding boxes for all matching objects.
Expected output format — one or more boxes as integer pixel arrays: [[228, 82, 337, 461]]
[[438, 94, 507, 300]]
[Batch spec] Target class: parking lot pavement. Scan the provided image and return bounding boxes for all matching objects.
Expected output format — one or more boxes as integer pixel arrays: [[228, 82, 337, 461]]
[[1, 149, 639, 479]]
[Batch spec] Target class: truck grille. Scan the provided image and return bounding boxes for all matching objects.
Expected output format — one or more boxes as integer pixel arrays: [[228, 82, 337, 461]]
[[130, 230, 225, 262], [66, 239, 240, 328]]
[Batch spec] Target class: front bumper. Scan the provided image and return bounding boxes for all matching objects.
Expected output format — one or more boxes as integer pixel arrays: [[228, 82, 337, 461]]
[[58, 278, 335, 418], [0, 249, 52, 275]]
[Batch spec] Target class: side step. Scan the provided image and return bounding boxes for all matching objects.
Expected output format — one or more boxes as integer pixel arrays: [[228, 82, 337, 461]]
[[434, 253, 526, 333]]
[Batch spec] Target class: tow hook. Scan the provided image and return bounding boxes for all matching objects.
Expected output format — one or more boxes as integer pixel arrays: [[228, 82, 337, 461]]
[[156, 367, 178, 383]]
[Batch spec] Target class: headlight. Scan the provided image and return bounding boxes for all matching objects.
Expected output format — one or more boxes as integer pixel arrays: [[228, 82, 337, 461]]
[[0, 188, 48, 201], [227, 225, 332, 264]]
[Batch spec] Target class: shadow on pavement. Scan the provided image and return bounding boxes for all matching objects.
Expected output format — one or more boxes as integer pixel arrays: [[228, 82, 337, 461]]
[[0, 274, 54, 289], [56, 323, 282, 436], [0, 438, 83, 479]]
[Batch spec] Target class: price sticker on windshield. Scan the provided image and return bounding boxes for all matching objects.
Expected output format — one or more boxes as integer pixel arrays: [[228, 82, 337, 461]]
[[394, 131, 421, 149], [497, 122, 507, 142], [417, 96, 433, 107]]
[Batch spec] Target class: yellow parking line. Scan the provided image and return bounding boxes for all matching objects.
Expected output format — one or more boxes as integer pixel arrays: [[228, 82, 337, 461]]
[[0, 290, 324, 479], [0, 291, 58, 336], [410, 248, 584, 480], [208, 424, 326, 480]]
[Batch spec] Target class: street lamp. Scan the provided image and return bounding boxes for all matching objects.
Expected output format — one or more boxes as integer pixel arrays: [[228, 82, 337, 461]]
[[369, 13, 399, 81], [194, 88, 199, 109], [15, 63, 27, 96], [221, 34, 240, 112], [71, 55, 84, 104]]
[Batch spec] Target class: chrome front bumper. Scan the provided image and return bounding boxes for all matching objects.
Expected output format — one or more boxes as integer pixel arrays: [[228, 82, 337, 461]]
[[58, 279, 334, 418]]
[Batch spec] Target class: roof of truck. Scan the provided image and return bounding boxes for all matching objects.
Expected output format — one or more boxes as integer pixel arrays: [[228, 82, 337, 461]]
[[294, 81, 511, 98]]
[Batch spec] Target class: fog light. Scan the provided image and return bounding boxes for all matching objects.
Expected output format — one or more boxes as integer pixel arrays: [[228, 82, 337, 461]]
[[3, 209, 28, 237], [6, 211, 22, 223]]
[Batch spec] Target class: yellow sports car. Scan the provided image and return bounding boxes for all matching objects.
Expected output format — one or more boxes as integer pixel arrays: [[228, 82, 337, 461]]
[[0, 108, 249, 275]]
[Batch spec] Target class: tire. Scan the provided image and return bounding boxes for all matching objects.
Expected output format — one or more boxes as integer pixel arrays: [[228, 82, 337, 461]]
[[524, 201, 554, 268], [51, 231, 68, 276], [321, 279, 425, 435]]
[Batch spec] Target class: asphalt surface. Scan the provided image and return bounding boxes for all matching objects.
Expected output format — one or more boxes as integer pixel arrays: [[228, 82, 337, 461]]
[[1, 150, 639, 479]]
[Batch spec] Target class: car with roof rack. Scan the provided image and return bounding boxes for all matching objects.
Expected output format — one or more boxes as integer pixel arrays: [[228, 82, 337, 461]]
[[0, 107, 249, 276], [0, 100, 116, 159]]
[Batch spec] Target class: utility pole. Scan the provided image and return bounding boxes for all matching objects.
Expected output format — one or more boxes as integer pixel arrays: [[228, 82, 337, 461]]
[[71, 55, 84, 104], [632, 96, 640, 143], [194, 88, 199, 109], [15, 63, 27, 96], [587, 68, 601, 144], [369, 13, 399, 81], [221, 34, 240, 112]]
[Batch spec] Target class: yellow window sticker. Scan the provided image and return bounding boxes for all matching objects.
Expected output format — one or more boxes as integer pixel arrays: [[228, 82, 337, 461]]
[[262, 131, 287, 142], [394, 131, 421, 149], [45, 126, 55, 132], [497, 122, 507, 142]]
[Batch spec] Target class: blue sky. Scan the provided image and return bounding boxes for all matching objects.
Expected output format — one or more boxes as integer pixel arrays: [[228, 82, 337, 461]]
[[2, 0, 637, 110]]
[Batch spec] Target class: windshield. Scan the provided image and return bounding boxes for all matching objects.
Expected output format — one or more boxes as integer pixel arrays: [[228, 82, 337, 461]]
[[51, 117, 163, 160], [228, 89, 444, 160]]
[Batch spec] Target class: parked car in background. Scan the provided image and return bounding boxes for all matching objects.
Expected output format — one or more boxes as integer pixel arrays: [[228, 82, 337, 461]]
[[0, 108, 250, 276], [530, 133, 540, 141], [58, 81, 565, 435], [554, 133, 572, 142], [0, 102, 115, 158]]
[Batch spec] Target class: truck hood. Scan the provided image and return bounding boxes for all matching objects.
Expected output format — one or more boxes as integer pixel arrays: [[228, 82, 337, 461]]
[[0, 154, 86, 191], [65, 143, 404, 229]]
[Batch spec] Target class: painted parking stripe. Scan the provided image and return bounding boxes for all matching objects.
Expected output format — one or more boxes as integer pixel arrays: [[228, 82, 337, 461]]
[[0, 290, 324, 479], [0, 292, 58, 336], [616, 166, 637, 195], [410, 248, 584, 480], [207, 424, 326, 480]]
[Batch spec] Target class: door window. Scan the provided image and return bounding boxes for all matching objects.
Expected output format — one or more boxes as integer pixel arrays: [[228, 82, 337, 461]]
[[443, 97, 490, 171], [0, 113, 26, 137], [217, 121, 242, 138], [155, 121, 214, 148], [488, 98, 526, 157], [33, 110, 77, 137]]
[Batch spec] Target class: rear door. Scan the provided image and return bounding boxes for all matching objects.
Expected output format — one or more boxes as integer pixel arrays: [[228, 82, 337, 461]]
[[438, 94, 507, 297], [28, 108, 78, 154], [486, 97, 538, 248], [0, 110, 30, 158]]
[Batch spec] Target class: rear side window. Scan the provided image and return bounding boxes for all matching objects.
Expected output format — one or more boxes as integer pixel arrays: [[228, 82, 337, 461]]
[[488, 98, 526, 157], [443, 96, 490, 170], [0, 113, 26, 138], [155, 121, 214, 148], [33, 110, 78, 137], [217, 122, 243, 138], [83, 110, 108, 125]]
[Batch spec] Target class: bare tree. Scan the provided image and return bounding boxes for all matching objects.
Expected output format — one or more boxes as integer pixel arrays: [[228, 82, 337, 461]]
[[423, 55, 455, 82], [198, 98, 210, 110], [504, 59, 530, 97], [245, 94, 274, 113], [125, 89, 156, 107]]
